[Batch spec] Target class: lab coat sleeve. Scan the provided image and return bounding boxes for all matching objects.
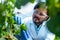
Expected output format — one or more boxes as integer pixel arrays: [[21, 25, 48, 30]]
[[45, 32, 55, 40], [22, 30, 33, 40], [21, 18, 33, 40]]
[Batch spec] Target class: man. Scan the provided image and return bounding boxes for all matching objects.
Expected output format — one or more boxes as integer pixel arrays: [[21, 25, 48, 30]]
[[22, 3, 55, 40]]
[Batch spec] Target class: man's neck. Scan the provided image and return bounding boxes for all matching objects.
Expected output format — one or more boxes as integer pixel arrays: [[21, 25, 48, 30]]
[[33, 20, 43, 28], [37, 25, 39, 28]]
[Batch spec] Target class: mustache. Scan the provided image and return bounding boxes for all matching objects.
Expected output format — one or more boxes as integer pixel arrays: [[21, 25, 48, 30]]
[[33, 16, 39, 20]]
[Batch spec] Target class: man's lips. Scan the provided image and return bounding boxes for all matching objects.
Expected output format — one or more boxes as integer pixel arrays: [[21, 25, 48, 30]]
[[33, 17, 39, 22], [33, 18, 40, 25], [33, 16, 39, 20]]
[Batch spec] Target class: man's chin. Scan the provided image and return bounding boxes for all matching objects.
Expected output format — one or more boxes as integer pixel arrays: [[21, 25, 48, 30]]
[[33, 20, 40, 25], [33, 20, 43, 26]]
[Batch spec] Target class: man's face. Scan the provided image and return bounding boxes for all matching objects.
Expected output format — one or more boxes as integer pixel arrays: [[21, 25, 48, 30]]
[[33, 8, 48, 26]]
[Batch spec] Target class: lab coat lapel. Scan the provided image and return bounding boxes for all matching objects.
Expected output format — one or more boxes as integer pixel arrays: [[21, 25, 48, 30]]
[[38, 21, 47, 38], [29, 21, 37, 38]]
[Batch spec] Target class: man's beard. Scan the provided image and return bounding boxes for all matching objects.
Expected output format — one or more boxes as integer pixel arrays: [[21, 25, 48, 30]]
[[33, 17, 43, 27]]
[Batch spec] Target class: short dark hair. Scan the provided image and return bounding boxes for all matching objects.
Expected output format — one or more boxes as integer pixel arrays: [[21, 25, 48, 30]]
[[34, 3, 40, 9], [34, 2, 46, 9]]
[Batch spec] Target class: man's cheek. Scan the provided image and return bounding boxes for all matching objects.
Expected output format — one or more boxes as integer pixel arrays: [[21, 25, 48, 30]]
[[39, 17, 46, 21], [40, 19, 44, 22]]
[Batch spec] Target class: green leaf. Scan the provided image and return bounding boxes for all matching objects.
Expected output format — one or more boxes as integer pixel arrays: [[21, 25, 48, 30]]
[[20, 23, 27, 31], [30, 0, 35, 3]]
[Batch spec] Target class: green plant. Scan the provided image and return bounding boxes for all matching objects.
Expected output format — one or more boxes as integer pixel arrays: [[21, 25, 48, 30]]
[[0, 0, 20, 40]]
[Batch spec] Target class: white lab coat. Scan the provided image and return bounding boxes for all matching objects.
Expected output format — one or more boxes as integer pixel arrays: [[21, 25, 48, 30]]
[[22, 17, 55, 40]]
